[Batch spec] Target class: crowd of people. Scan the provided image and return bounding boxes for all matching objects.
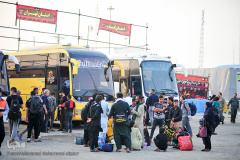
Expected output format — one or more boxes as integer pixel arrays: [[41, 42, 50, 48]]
[[0, 87, 239, 155]]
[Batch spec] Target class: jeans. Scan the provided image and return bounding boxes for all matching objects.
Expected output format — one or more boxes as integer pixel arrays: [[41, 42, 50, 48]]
[[149, 106, 154, 126], [65, 112, 73, 132], [231, 108, 238, 123], [219, 109, 224, 123], [48, 111, 55, 129], [150, 118, 164, 139], [182, 117, 192, 136], [9, 119, 20, 141], [45, 113, 49, 131]]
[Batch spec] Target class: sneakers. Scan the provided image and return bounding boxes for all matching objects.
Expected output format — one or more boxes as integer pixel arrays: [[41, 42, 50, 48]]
[[18, 134, 22, 140]]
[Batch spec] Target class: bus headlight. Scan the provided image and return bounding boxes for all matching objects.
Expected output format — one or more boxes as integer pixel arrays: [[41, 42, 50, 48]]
[[75, 110, 81, 116]]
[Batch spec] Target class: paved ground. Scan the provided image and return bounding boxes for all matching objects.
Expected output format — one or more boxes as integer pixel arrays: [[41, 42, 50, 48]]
[[1, 112, 240, 160]]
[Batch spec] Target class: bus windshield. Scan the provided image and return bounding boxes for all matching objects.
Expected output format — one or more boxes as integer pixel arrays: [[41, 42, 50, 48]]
[[72, 57, 114, 98], [141, 61, 178, 95]]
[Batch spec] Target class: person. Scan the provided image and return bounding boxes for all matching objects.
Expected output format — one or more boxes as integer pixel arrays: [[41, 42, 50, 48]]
[[7, 87, 23, 144], [87, 95, 103, 152], [146, 89, 158, 128], [150, 95, 165, 141], [33, 88, 39, 95], [169, 100, 182, 133], [0, 88, 7, 155], [163, 97, 174, 126], [130, 120, 142, 150], [154, 127, 168, 152], [26, 91, 42, 142], [42, 89, 50, 133], [83, 93, 97, 147], [39, 88, 46, 134], [47, 92, 57, 131], [99, 94, 111, 139], [228, 93, 239, 123], [64, 94, 76, 133], [131, 95, 144, 148], [58, 91, 67, 131], [17, 90, 21, 96], [172, 126, 189, 148], [109, 92, 132, 153], [124, 93, 132, 106], [201, 102, 215, 152], [212, 97, 220, 110], [218, 92, 226, 124], [128, 97, 136, 120], [180, 95, 192, 136], [210, 95, 216, 104], [106, 116, 113, 141]]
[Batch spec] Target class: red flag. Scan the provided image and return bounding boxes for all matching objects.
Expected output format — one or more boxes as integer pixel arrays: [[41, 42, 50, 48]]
[[98, 19, 132, 36], [16, 5, 57, 24]]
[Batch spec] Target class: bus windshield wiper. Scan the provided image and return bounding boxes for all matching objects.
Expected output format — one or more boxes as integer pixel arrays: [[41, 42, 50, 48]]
[[1, 90, 9, 96], [159, 89, 178, 95]]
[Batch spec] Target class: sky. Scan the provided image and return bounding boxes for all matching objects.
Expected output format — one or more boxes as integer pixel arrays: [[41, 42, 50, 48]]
[[0, 0, 239, 68]]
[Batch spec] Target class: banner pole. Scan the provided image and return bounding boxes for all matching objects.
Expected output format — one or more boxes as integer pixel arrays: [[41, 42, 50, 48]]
[[146, 22, 148, 51], [18, 19, 20, 51], [129, 36, 131, 45], [15, 2, 18, 26], [78, 9, 81, 45], [55, 10, 58, 33]]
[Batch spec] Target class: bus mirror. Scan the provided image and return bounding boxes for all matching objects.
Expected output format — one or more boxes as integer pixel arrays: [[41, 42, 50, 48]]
[[103, 65, 108, 68], [70, 58, 79, 75], [113, 61, 125, 77], [15, 64, 20, 74]]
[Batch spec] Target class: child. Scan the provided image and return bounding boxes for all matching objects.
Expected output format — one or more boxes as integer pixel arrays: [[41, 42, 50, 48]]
[[130, 121, 142, 150], [154, 127, 168, 152], [106, 116, 113, 141]]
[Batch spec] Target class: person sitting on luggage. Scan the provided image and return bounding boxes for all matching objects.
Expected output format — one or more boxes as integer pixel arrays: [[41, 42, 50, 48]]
[[153, 127, 168, 152], [130, 120, 142, 150], [172, 126, 189, 149]]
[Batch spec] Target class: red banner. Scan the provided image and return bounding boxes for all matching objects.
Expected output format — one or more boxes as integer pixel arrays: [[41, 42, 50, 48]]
[[98, 19, 132, 36], [176, 74, 209, 99], [16, 5, 57, 24]]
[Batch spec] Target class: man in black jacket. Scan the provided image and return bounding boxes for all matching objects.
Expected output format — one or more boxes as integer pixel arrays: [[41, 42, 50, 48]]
[[169, 100, 182, 133], [87, 95, 103, 152], [83, 93, 97, 147]]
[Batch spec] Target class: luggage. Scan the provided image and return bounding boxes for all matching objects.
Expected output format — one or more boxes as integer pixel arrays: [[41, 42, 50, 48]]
[[178, 135, 193, 151], [199, 122, 207, 138], [98, 137, 105, 149], [102, 144, 114, 152], [165, 125, 176, 140], [76, 136, 84, 145]]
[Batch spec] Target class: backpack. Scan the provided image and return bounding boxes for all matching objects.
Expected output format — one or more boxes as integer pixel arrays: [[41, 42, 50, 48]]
[[29, 97, 42, 114], [8, 96, 20, 119], [188, 102, 197, 116]]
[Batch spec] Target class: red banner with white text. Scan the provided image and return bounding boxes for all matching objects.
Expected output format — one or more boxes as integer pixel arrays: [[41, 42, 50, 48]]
[[98, 19, 132, 36], [16, 5, 57, 24]]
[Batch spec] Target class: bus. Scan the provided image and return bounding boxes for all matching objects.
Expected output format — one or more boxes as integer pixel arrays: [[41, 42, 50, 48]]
[[110, 52, 188, 100], [6, 44, 123, 122], [0, 50, 20, 122]]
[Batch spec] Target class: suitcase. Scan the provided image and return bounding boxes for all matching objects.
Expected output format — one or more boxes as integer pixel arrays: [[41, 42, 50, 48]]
[[178, 135, 193, 151]]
